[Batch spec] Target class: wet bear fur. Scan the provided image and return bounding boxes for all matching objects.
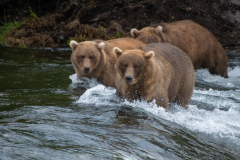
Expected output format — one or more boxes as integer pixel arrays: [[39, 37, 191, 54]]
[[70, 38, 145, 88], [113, 43, 195, 110], [131, 20, 229, 78]]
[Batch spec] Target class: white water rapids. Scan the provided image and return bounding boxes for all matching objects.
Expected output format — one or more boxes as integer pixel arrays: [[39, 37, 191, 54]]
[[70, 66, 240, 154]]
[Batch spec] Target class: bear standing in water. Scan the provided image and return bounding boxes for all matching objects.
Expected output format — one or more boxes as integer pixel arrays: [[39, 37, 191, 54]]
[[131, 20, 229, 78], [113, 43, 195, 110], [70, 38, 145, 88]]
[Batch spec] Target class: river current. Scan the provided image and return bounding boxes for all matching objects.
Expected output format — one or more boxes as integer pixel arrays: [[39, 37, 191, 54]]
[[0, 46, 240, 160]]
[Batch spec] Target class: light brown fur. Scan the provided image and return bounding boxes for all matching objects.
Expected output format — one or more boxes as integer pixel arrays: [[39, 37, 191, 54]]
[[70, 38, 145, 88], [114, 43, 195, 110], [131, 20, 229, 78]]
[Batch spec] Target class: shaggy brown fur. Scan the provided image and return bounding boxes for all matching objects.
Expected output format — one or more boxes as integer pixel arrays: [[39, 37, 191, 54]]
[[113, 43, 195, 110], [70, 38, 145, 88], [131, 20, 229, 78]]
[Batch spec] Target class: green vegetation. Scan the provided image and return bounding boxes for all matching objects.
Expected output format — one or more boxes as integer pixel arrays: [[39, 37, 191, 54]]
[[0, 6, 37, 46], [114, 32, 122, 38], [0, 20, 19, 38], [24, 7, 38, 20], [66, 34, 84, 46], [0, 10, 20, 45], [0, 17, 29, 46], [66, 39, 71, 46]]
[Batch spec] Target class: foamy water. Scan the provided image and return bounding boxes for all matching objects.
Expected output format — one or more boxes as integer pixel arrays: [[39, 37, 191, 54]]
[[70, 66, 240, 152], [2, 46, 239, 159]]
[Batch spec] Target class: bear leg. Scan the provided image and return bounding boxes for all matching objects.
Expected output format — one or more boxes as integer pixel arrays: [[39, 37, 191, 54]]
[[174, 95, 190, 109], [209, 64, 228, 78], [206, 50, 229, 78], [155, 97, 169, 111], [174, 83, 194, 109]]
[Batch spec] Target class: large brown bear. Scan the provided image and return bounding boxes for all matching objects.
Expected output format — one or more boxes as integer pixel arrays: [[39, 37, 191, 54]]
[[70, 38, 145, 88], [130, 20, 229, 78], [113, 43, 195, 110]]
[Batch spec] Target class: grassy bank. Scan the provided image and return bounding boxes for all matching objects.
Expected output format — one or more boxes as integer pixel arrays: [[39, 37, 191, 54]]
[[0, 8, 35, 46]]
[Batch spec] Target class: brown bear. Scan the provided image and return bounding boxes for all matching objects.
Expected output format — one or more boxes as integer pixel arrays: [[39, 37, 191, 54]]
[[113, 43, 195, 110], [70, 38, 145, 88], [130, 20, 229, 78]]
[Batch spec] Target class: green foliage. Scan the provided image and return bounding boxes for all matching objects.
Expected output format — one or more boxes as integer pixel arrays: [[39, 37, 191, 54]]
[[0, 19, 19, 45], [24, 7, 38, 19], [67, 34, 84, 45], [0, 10, 29, 46], [114, 32, 122, 38], [66, 39, 71, 46]]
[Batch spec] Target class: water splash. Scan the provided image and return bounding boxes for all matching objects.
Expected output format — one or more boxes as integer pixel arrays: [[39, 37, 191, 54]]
[[69, 74, 99, 88], [195, 66, 240, 89], [69, 66, 240, 150]]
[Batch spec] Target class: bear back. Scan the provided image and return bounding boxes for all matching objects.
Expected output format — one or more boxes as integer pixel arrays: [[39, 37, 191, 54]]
[[131, 20, 229, 78], [144, 43, 195, 106]]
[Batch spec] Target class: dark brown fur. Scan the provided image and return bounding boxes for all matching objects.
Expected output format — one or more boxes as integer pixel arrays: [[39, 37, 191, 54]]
[[131, 20, 229, 78], [70, 38, 145, 88], [114, 43, 195, 110]]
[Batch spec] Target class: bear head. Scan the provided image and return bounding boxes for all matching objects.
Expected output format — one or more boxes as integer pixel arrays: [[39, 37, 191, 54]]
[[70, 40, 106, 77], [113, 47, 154, 85], [130, 26, 164, 44]]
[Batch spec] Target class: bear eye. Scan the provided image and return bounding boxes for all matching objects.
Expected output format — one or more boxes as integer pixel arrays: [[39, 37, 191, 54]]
[[134, 65, 138, 68], [89, 56, 93, 59], [124, 64, 128, 67], [80, 56, 85, 59]]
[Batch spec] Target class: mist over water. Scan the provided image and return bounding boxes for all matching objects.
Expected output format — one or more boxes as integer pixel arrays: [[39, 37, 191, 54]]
[[1, 46, 240, 159]]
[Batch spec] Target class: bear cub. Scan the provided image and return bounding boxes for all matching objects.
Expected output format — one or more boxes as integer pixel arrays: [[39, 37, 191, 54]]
[[131, 20, 229, 78], [113, 43, 195, 110]]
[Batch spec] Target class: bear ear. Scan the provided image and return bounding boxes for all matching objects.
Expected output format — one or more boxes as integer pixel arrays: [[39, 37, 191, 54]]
[[130, 28, 140, 38], [98, 42, 105, 49], [113, 47, 123, 58], [70, 40, 79, 50], [144, 51, 154, 60], [155, 26, 163, 35]]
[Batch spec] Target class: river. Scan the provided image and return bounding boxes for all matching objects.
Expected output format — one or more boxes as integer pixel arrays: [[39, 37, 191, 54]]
[[0, 46, 240, 160]]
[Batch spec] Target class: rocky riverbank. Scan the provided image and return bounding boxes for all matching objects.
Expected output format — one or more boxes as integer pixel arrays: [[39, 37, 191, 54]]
[[0, 0, 240, 48]]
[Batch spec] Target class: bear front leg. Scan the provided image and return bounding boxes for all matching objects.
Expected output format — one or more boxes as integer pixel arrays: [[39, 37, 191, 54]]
[[155, 98, 169, 111], [116, 89, 124, 98], [142, 94, 169, 111]]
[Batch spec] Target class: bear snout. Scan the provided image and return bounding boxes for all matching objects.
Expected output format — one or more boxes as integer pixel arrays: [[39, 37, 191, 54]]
[[84, 66, 90, 73], [125, 75, 133, 84]]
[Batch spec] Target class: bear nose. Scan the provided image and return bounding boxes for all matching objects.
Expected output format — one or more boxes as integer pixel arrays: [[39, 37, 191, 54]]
[[125, 75, 133, 84], [84, 66, 90, 73]]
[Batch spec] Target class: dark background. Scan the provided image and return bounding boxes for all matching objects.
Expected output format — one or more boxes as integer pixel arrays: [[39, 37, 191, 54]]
[[1, 0, 240, 47]]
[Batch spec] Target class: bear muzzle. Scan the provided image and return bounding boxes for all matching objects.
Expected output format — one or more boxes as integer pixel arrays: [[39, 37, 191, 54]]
[[84, 66, 90, 73], [125, 75, 133, 84]]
